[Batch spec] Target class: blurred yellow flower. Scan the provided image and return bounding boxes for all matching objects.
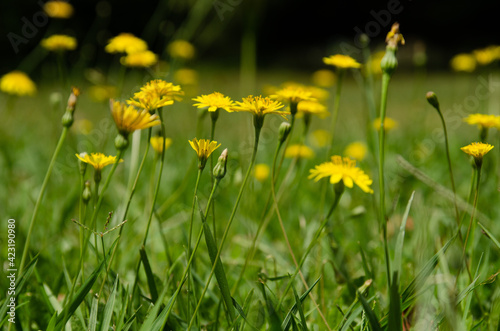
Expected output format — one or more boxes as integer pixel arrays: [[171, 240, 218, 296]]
[[305, 86, 329, 101], [88, 85, 117, 102], [174, 68, 199, 85], [110, 100, 161, 135], [461, 142, 494, 159], [150, 136, 172, 154], [232, 95, 288, 119], [366, 51, 385, 75], [373, 117, 398, 131], [297, 100, 329, 118], [105, 33, 147, 54], [323, 54, 361, 69], [253, 164, 270, 182], [344, 142, 368, 161], [311, 69, 336, 88], [464, 113, 500, 129], [75, 152, 123, 171], [310, 129, 330, 148], [189, 138, 220, 169], [285, 144, 315, 159], [450, 54, 476, 73], [309, 156, 373, 193], [271, 85, 315, 104], [44, 0, 74, 18], [120, 50, 157, 67], [193, 92, 234, 112], [0, 71, 37, 96], [73, 119, 93, 135], [128, 80, 183, 111], [167, 40, 195, 60], [41, 35, 77, 52], [473, 46, 498, 66]]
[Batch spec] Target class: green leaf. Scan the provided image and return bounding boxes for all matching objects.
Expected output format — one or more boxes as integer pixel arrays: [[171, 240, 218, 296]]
[[140, 246, 159, 302], [89, 297, 99, 331], [388, 271, 402, 331], [358, 292, 382, 331], [260, 282, 281, 331], [292, 284, 309, 331], [101, 276, 119, 331], [478, 222, 500, 250], [282, 277, 321, 331]]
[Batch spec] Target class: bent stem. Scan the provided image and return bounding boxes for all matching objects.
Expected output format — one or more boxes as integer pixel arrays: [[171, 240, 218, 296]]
[[19, 126, 68, 275]]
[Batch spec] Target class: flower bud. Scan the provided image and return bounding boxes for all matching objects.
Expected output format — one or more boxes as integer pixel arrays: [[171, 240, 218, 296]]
[[61, 87, 80, 128], [380, 49, 398, 76], [114, 133, 129, 151], [213, 148, 228, 180], [278, 122, 292, 144], [78, 152, 88, 176], [426, 91, 440, 111], [61, 111, 74, 127], [82, 180, 92, 204]]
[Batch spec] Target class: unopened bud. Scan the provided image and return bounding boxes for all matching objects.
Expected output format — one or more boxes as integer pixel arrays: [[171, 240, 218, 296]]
[[213, 148, 228, 180], [278, 122, 292, 144], [82, 180, 92, 204], [426, 91, 440, 111], [114, 133, 129, 151], [78, 152, 88, 176], [67, 87, 80, 109], [61, 87, 80, 128], [380, 49, 398, 76]]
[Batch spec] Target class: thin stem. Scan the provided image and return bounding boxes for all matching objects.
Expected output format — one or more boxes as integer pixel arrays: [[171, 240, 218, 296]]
[[19, 127, 68, 275], [378, 72, 392, 289], [210, 113, 217, 242]]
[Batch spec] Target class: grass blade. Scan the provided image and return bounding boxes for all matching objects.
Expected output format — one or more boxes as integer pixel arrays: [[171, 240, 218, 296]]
[[139, 246, 159, 302], [260, 281, 281, 331], [101, 276, 119, 331], [88, 296, 99, 331], [282, 277, 321, 330], [478, 222, 500, 250], [292, 284, 309, 331]]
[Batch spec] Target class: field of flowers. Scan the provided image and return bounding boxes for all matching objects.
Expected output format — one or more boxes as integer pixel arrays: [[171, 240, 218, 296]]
[[2, 1, 500, 330]]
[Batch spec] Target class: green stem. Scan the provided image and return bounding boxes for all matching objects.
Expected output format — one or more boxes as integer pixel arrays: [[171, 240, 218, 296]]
[[210, 113, 217, 242], [277, 186, 343, 310], [378, 72, 392, 289], [19, 126, 68, 275]]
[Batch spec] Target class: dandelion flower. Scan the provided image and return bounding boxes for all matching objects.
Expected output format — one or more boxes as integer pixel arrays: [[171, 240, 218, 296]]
[[174, 68, 199, 86], [120, 50, 158, 67], [344, 142, 368, 161], [44, 0, 74, 18], [75, 152, 123, 171], [0, 71, 37, 96], [128, 80, 183, 112], [88, 85, 117, 103], [285, 144, 315, 159], [310, 129, 330, 148], [450, 54, 476, 73], [150, 136, 172, 154], [366, 51, 385, 76], [311, 69, 336, 88], [464, 113, 500, 129], [232, 95, 288, 119], [41, 35, 77, 52], [110, 100, 161, 135], [297, 100, 329, 118], [373, 117, 398, 131], [309, 156, 373, 193], [167, 40, 195, 60], [253, 164, 270, 182], [271, 85, 315, 104], [189, 138, 220, 169], [473, 46, 498, 66], [192, 92, 234, 112], [323, 54, 361, 69], [105, 33, 147, 54], [461, 142, 494, 160]]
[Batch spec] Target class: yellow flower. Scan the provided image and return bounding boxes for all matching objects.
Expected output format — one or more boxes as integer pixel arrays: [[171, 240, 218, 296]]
[[473, 46, 498, 66], [192, 92, 234, 112], [150, 136, 172, 154], [110, 100, 161, 135], [373, 117, 398, 131], [232, 95, 288, 119], [450, 54, 476, 73], [120, 50, 158, 67], [44, 0, 74, 18], [323, 54, 361, 69], [167, 40, 195, 60], [88, 85, 117, 103], [174, 68, 199, 85], [305, 86, 329, 101], [0, 71, 37, 96], [105, 33, 147, 54], [73, 119, 93, 135], [75, 152, 123, 171], [285, 144, 315, 159], [461, 142, 494, 159], [253, 164, 270, 182], [464, 113, 500, 129], [41, 34, 77, 52], [270, 85, 315, 104], [189, 138, 220, 169], [128, 80, 184, 111], [311, 69, 336, 88], [309, 156, 373, 194], [297, 100, 329, 118], [310, 129, 330, 148], [344, 142, 368, 161], [366, 51, 385, 76]]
